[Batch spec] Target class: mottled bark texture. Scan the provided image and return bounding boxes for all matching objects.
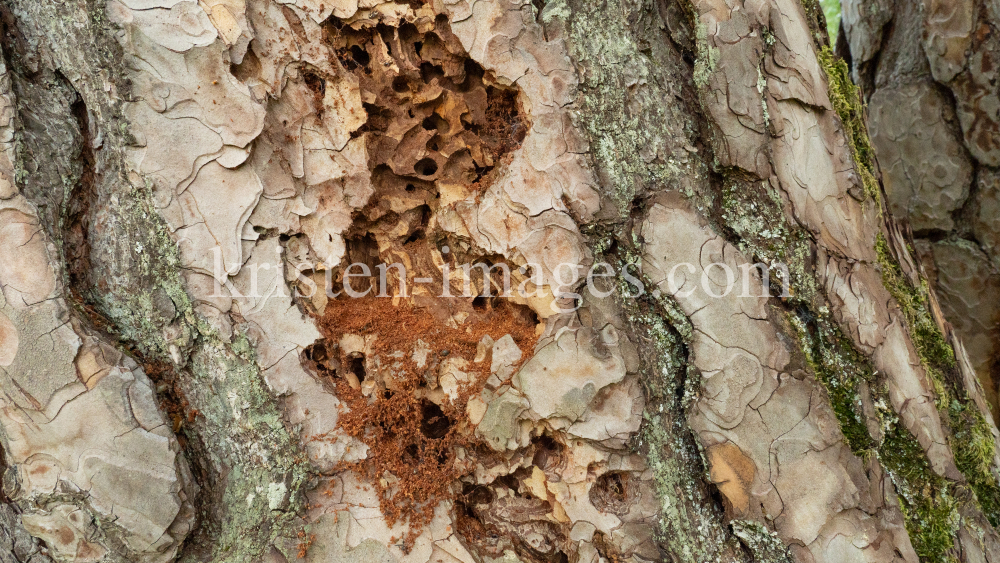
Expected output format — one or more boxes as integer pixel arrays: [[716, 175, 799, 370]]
[[0, 1, 996, 563], [840, 0, 1000, 418]]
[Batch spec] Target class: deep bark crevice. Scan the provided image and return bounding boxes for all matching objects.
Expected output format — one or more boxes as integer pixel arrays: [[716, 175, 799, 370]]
[[0, 0, 997, 562]]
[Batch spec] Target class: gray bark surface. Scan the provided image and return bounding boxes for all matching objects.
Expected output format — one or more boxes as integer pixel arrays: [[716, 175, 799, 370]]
[[841, 0, 1000, 416], [0, 1, 995, 563]]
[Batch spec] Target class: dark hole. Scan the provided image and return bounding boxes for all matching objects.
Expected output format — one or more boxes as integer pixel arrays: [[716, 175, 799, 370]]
[[532, 0, 546, 20], [404, 443, 419, 462], [341, 56, 359, 71], [496, 299, 540, 328], [420, 401, 451, 439], [465, 485, 495, 505], [532, 434, 564, 470], [414, 41, 423, 55], [604, 238, 619, 256], [590, 471, 634, 516], [605, 473, 625, 499], [707, 481, 728, 516], [470, 486, 494, 505], [346, 233, 380, 282], [419, 61, 444, 82], [421, 116, 439, 130], [358, 102, 391, 133], [414, 205, 430, 229], [415, 158, 438, 176], [350, 45, 370, 66], [302, 70, 326, 95], [392, 76, 409, 93], [398, 22, 418, 42], [630, 195, 646, 213], [463, 58, 484, 80], [405, 183, 417, 192], [472, 295, 489, 311], [350, 355, 367, 383], [404, 230, 424, 245], [378, 419, 396, 438], [494, 474, 519, 491], [279, 233, 291, 242], [303, 342, 338, 377], [377, 23, 393, 42], [310, 345, 327, 363]]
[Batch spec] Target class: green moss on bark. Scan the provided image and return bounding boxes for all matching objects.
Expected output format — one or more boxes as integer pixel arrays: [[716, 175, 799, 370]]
[[818, 47, 880, 204], [788, 310, 962, 562], [875, 233, 1000, 528], [952, 402, 1000, 526], [789, 312, 876, 454], [874, 234, 956, 384], [881, 422, 961, 561]]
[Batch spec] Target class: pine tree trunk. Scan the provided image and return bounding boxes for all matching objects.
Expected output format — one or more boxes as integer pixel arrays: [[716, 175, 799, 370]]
[[0, 1, 997, 563], [839, 0, 1000, 422]]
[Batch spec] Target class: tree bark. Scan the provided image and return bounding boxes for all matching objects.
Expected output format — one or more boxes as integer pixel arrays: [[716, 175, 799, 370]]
[[839, 0, 1000, 423], [0, 1, 996, 563]]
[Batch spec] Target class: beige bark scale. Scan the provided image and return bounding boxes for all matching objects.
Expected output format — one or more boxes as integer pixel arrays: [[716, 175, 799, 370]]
[[0, 0, 994, 563]]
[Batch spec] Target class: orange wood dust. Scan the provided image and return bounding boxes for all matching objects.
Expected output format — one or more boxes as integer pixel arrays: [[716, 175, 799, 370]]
[[310, 296, 538, 549]]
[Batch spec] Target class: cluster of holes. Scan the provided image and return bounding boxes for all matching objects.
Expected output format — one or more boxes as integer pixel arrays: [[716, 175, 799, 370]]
[[298, 10, 558, 558], [306, 291, 539, 550], [452, 432, 644, 563], [326, 17, 526, 203], [453, 435, 572, 563]]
